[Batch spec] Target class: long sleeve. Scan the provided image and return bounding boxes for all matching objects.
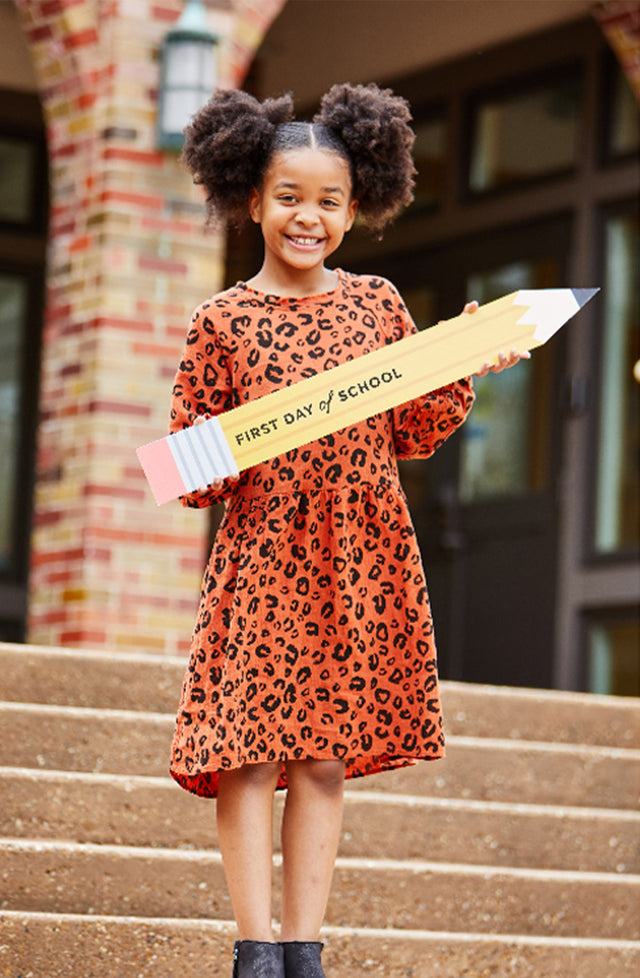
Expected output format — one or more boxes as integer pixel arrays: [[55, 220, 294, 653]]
[[392, 378, 475, 460], [169, 300, 236, 508], [383, 282, 475, 460]]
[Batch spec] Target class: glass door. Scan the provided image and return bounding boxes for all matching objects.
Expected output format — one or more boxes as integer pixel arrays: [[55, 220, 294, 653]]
[[0, 90, 47, 641], [0, 265, 43, 640], [377, 217, 570, 687]]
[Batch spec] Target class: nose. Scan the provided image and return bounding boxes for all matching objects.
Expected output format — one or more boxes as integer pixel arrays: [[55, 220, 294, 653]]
[[294, 206, 319, 228]]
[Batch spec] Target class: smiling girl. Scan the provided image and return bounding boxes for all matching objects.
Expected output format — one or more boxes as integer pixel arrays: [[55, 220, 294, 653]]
[[168, 83, 524, 978]]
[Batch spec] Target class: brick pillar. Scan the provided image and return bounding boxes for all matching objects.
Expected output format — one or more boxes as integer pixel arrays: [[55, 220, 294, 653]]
[[14, 0, 284, 654], [228, 0, 287, 86]]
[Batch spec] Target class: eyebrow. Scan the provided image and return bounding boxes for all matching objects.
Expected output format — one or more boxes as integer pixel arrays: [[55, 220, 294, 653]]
[[274, 180, 345, 196]]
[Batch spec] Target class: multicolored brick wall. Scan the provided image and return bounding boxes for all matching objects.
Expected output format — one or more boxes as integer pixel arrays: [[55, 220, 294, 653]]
[[14, 0, 285, 654]]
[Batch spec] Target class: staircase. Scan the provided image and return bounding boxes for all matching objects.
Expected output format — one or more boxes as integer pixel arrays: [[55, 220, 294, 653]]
[[1, 641, 639, 978]]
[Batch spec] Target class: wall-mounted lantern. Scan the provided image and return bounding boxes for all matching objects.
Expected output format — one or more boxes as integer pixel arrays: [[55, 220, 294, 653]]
[[157, 0, 218, 151]]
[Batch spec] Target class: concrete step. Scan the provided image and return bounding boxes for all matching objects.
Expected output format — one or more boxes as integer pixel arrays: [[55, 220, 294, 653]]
[[1, 701, 638, 809], [353, 737, 640, 810], [2, 641, 638, 747], [2, 767, 639, 874], [2, 912, 638, 978], [2, 839, 639, 939]]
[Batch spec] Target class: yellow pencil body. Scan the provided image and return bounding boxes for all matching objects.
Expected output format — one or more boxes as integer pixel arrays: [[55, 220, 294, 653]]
[[219, 292, 533, 470]]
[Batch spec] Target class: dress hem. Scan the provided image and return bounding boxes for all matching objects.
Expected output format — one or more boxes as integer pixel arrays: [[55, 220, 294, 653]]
[[170, 745, 445, 799]]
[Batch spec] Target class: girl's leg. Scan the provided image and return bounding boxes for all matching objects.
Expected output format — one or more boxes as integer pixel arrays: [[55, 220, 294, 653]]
[[280, 759, 346, 940], [217, 762, 281, 941]]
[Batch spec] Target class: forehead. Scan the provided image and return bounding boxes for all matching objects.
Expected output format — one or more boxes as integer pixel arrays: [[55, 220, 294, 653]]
[[264, 148, 352, 190]]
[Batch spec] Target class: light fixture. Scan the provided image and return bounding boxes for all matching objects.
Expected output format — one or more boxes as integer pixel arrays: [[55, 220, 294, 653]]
[[157, 0, 218, 151]]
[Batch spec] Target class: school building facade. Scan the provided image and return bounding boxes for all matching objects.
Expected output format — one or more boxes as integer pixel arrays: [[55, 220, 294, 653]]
[[1, 0, 638, 696]]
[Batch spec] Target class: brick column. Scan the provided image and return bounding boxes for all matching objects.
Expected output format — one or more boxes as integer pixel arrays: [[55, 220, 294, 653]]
[[14, 0, 284, 654]]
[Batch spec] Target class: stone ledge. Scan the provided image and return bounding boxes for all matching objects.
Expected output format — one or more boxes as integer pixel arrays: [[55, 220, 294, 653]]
[[2, 838, 639, 937], [2, 767, 639, 872], [2, 641, 638, 747], [1, 911, 639, 978]]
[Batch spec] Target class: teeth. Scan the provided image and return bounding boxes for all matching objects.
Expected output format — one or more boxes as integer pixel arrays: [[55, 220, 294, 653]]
[[289, 236, 320, 245]]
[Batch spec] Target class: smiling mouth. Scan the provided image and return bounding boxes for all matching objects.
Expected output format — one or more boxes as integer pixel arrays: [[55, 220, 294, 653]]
[[286, 235, 324, 248]]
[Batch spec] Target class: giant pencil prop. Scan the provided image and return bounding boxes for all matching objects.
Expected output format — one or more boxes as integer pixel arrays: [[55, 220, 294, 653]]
[[137, 288, 598, 505]]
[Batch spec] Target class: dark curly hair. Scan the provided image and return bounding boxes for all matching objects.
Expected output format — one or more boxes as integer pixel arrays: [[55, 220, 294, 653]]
[[181, 83, 416, 236]]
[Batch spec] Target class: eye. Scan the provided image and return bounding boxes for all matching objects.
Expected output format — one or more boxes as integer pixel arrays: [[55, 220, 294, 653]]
[[322, 198, 340, 208], [277, 193, 297, 204]]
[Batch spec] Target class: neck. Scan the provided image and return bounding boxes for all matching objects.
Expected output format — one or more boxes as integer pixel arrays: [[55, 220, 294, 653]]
[[246, 259, 339, 298]]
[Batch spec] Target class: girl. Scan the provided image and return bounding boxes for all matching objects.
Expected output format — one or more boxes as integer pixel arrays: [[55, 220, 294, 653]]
[[168, 83, 526, 978]]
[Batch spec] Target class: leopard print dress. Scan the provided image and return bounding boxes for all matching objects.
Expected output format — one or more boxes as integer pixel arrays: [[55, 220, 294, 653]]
[[169, 271, 474, 798]]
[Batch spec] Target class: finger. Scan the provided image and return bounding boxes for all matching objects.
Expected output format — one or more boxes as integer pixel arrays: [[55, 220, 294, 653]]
[[490, 351, 508, 372]]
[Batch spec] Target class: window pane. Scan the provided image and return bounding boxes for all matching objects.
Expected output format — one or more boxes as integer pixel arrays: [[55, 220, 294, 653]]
[[0, 137, 35, 224], [402, 285, 437, 332], [412, 116, 446, 208], [595, 211, 640, 553], [460, 258, 558, 502], [469, 73, 581, 191], [608, 61, 640, 157], [587, 618, 640, 696], [0, 274, 27, 570]]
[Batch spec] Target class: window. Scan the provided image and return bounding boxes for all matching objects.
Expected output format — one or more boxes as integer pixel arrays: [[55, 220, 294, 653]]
[[0, 136, 37, 225], [586, 615, 640, 696], [468, 68, 582, 192], [459, 257, 558, 502], [0, 89, 47, 639], [411, 113, 446, 209], [0, 273, 28, 572], [605, 56, 640, 160], [594, 206, 639, 554]]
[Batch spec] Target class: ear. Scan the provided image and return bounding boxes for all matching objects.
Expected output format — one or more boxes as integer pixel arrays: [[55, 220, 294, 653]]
[[345, 198, 358, 232], [248, 187, 262, 224]]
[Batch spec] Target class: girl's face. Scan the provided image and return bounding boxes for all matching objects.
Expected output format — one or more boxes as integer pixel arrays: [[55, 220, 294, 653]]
[[249, 148, 358, 280]]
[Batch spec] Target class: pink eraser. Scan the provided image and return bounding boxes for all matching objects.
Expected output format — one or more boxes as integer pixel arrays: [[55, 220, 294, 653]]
[[136, 437, 186, 506]]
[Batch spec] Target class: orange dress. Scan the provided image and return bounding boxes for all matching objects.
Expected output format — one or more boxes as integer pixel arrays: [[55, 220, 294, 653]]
[[169, 271, 474, 798]]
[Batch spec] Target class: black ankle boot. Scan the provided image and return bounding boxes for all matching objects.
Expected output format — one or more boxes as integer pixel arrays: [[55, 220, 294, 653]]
[[282, 941, 326, 978], [233, 941, 285, 978]]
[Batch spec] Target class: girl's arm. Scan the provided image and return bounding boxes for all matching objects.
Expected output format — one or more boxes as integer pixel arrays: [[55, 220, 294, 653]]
[[385, 288, 475, 460], [169, 302, 238, 508], [392, 375, 475, 460], [391, 298, 530, 460]]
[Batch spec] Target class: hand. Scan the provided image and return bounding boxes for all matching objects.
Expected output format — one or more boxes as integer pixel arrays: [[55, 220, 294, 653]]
[[193, 415, 240, 492], [444, 300, 531, 376], [438, 300, 479, 325], [476, 348, 531, 377]]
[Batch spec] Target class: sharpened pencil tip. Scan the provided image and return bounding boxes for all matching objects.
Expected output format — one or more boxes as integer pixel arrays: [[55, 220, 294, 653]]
[[571, 288, 600, 308]]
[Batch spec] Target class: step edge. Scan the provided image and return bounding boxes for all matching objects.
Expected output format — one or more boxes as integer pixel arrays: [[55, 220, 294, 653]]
[[442, 680, 640, 710], [2, 766, 639, 822], [0, 701, 174, 723], [449, 735, 640, 759], [1, 909, 639, 950], [1, 704, 638, 757], [3, 837, 640, 883], [0, 641, 187, 668], [3, 643, 638, 711], [342, 790, 640, 822]]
